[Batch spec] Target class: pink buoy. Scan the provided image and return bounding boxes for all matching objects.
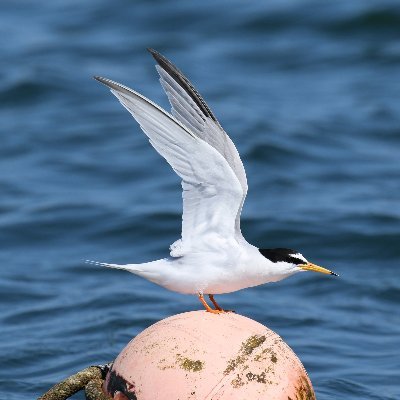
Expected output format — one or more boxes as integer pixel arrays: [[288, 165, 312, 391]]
[[104, 311, 315, 400]]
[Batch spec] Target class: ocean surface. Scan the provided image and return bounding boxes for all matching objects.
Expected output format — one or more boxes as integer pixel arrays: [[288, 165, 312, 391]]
[[1, 1, 399, 398]]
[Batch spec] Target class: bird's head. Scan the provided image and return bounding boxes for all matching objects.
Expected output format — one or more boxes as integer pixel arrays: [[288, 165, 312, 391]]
[[259, 248, 338, 276]]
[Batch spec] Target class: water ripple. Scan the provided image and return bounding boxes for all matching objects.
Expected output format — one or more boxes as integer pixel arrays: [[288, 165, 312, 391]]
[[1, 1, 400, 399]]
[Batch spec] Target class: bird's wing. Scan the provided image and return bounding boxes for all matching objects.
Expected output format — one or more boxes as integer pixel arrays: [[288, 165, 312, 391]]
[[95, 76, 244, 254], [147, 49, 248, 238]]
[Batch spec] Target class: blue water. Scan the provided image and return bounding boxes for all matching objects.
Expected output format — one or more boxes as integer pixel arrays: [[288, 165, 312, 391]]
[[1, 1, 399, 398]]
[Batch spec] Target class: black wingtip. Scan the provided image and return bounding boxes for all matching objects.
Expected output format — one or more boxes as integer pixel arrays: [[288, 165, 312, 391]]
[[92, 76, 135, 97], [331, 271, 339, 277], [147, 48, 169, 66], [93, 76, 107, 84], [147, 47, 157, 56], [145, 48, 218, 123], [93, 76, 116, 90]]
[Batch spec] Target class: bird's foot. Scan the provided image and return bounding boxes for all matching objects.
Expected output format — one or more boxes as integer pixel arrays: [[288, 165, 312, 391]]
[[208, 294, 234, 313], [198, 294, 235, 314], [205, 308, 227, 314]]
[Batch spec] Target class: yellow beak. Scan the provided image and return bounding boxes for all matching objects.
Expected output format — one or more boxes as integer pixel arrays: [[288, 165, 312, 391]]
[[300, 262, 338, 276]]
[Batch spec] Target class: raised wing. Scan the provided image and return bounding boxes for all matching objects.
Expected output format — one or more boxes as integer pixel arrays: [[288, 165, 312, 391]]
[[94, 76, 244, 254], [147, 49, 248, 237]]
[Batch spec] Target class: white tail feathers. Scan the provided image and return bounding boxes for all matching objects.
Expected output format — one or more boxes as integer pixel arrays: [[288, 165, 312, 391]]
[[85, 258, 168, 286], [85, 260, 142, 272]]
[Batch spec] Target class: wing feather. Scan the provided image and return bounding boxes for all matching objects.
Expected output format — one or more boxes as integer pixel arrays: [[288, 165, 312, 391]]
[[95, 76, 243, 253], [148, 49, 248, 236]]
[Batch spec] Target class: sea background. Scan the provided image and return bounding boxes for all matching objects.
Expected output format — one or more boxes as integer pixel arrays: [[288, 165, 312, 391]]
[[1, 1, 399, 398]]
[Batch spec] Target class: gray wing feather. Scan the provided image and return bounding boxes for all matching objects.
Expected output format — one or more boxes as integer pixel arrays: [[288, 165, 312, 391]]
[[94, 76, 244, 253], [148, 49, 248, 236]]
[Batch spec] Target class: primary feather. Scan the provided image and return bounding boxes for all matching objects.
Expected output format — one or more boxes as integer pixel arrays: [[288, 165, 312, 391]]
[[148, 49, 248, 238], [94, 76, 244, 255]]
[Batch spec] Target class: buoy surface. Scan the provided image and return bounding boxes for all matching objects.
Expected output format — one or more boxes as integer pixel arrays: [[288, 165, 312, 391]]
[[104, 311, 315, 400]]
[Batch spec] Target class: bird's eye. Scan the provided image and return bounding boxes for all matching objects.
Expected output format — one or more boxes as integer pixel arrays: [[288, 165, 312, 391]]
[[288, 253, 307, 265]]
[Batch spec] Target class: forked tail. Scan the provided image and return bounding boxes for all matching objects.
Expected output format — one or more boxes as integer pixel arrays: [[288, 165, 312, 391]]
[[85, 260, 144, 272], [85, 259, 168, 283]]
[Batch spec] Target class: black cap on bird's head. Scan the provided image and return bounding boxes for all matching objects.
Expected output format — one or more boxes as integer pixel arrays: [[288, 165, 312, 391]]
[[259, 248, 338, 276]]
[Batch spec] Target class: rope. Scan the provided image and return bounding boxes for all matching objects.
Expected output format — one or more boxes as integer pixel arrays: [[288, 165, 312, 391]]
[[85, 378, 112, 400], [38, 363, 113, 400]]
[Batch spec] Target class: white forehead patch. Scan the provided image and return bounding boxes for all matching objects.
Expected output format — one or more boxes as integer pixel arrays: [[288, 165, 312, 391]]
[[290, 253, 307, 263]]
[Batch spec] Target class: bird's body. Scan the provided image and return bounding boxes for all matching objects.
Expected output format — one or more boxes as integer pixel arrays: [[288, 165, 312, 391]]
[[90, 49, 337, 312], [99, 240, 295, 295]]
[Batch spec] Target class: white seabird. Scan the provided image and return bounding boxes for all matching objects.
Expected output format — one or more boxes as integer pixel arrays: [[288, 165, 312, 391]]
[[89, 49, 337, 313]]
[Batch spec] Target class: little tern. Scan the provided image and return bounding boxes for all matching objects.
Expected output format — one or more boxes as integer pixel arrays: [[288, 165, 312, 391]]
[[89, 49, 337, 313]]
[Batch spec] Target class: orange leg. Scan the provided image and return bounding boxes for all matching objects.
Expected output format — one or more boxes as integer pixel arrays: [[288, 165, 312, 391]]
[[209, 294, 234, 313], [208, 294, 223, 311], [198, 294, 224, 314]]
